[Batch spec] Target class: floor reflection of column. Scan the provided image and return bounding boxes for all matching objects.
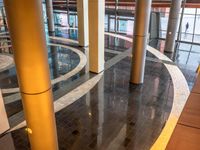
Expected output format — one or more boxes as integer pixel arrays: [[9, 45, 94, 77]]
[[51, 46, 59, 78], [97, 76, 104, 148], [89, 76, 104, 149], [90, 88, 98, 149], [151, 77, 159, 120], [50, 46, 61, 90], [125, 85, 140, 149], [86, 92, 90, 109], [154, 67, 172, 126], [0, 133, 15, 150]]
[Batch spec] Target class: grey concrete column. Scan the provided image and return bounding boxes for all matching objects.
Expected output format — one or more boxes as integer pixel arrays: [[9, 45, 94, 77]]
[[108, 15, 110, 32], [130, 0, 152, 84], [88, 0, 105, 73], [66, 0, 70, 26], [45, 0, 55, 32], [114, 0, 118, 33], [77, 0, 89, 47], [164, 0, 182, 52]]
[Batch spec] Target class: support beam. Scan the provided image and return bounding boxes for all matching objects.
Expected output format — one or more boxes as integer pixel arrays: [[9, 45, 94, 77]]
[[114, 0, 118, 33], [130, 0, 152, 84], [164, 0, 182, 53], [66, 0, 70, 26], [77, 0, 89, 47], [88, 0, 105, 73], [108, 15, 110, 32], [45, 0, 55, 33], [3, 0, 58, 149]]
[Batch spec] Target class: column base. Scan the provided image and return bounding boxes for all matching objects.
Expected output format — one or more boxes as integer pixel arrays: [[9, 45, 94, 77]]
[[48, 31, 55, 36], [130, 79, 144, 85], [79, 45, 89, 48]]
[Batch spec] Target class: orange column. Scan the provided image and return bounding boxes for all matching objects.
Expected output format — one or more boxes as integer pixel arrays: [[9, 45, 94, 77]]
[[3, 0, 58, 149]]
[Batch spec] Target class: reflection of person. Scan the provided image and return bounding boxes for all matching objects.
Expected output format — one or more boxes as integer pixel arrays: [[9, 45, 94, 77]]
[[185, 22, 189, 33]]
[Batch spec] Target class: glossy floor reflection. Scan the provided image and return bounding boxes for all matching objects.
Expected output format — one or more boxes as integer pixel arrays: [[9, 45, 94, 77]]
[[0, 26, 181, 150], [149, 39, 198, 90], [2, 54, 173, 150], [0, 45, 80, 89], [1, 33, 131, 121]]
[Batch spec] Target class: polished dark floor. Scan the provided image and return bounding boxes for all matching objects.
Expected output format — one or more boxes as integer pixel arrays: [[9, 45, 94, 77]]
[[1, 55, 173, 150], [149, 39, 197, 90], [0, 33, 131, 118]]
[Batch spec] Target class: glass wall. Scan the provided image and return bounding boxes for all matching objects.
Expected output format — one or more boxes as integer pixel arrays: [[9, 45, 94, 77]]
[[105, 15, 134, 35], [159, 8, 200, 44]]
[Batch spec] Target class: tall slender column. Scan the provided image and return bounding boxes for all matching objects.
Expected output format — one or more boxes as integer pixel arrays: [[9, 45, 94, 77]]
[[108, 15, 110, 32], [77, 0, 89, 47], [45, 0, 55, 32], [3, 0, 58, 150], [66, 0, 70, 26], [1, 8, 7, 31], [130, 0, 152, 84], [88, 0, 105, 73], [114, 0, 118, 33], [164, 0, 182, 52]]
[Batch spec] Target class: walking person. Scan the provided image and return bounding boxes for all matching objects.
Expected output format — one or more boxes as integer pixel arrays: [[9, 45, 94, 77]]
[[185, 22, 189, 33]]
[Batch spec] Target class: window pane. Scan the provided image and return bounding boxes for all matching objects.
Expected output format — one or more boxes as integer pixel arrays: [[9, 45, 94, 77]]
[[184, 8, 196, 15], [160, 12, 169, 31]]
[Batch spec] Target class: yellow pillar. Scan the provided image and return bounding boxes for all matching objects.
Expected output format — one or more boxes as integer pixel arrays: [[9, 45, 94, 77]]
[[88, 0, 105, 73], [3, 0, 58, 150]]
